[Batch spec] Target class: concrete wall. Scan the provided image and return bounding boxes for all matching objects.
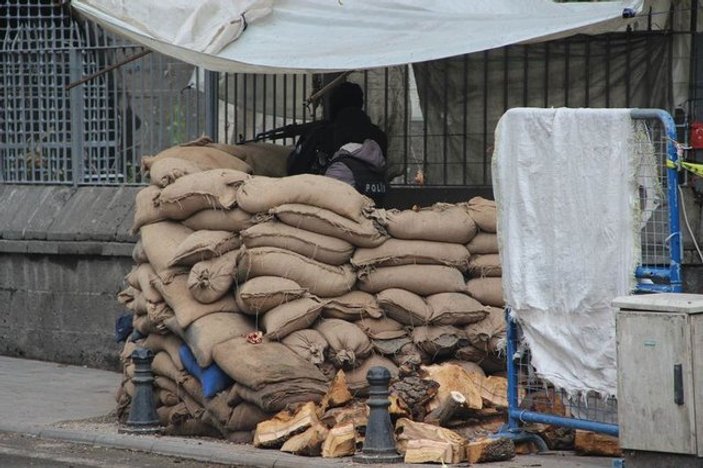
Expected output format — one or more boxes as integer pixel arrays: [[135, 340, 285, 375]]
[[0, 185, 139, 371]]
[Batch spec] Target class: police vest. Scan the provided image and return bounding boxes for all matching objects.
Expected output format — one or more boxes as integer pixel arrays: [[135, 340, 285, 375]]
[[333, 155, 388, 206]]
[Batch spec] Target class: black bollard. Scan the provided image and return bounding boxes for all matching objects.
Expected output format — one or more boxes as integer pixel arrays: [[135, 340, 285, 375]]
[[353, 366, 403, 464], [119, 347, 161, 434]]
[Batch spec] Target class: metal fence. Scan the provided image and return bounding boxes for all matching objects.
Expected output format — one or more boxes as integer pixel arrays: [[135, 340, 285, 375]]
[[0, 3, 680, 186]]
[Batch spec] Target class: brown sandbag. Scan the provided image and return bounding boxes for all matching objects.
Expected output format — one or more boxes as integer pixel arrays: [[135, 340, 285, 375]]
[[142, 333, 185, 370], [133, 263, 162, 303], [117, 286, 138, 307], [132, 314, 162, 335], [226, 402, 274, 432], [140, 221, 193, 273], [281, 329, 329, 365], [157, 388, 179, 407], [132, 185, 165, 232], [204, 391, 233, 428], [237, 247, 356, 298], [147, 301, 175, 329], [314, 319, 373, 369], [467, 196, 497, 233], [125, 266, 140, 289], [241, 221, 354, 266], [187, 250, 238, 304], [149, 157, 201, 187], [212, 337, 328, 391], [467, 254, 502, 278], [352, 239, 471, 272], [169, 230, 241, 267], [184, 313, 254, 367], [128, 292, 149, 316], [237, 174, 373, 222], [455, 345, 505, 374], [156, 169, 250, 220], [427, 293, 489, 326], [466, 232, 499, 254], [181, 208, 254, 232], [376, 288, 432, 326], [152, 351, 183, 382], [358, 265, 466, 296], [354, 316, 407, 340], [271, 204, 388, 248], [372, 336, 412, 356], [152, 271, 240, 329], [207, 142, 291, 178], [321, 291, 383, 320], [466, 277, 505, 307], [143, 145, 253, 174], [464, 307, 506, 354], [376, 203, 478, 243], [346, 356, 399, 396], [412, 326, 467, 360], [262, 297, 323, 341], [390, 341, 425, 368], [233, 379, 328, 413], [132, 240, 149, 264], [235, 276, 308, 315]]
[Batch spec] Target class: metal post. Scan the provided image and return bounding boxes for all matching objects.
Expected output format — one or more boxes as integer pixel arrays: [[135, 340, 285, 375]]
[[204, 69, 219, 141], [120, 348, 161, 434], [68, 49, 84, 186], [353, 366, 403, 464]]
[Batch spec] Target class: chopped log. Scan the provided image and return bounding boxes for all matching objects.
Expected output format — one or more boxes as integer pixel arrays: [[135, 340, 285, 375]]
[[321, 401, 368, 430], [466, 437, 516, 463], [574, 430, 621, 456], [388, 394, 410, 418], [320, 370, 352, 412], [525, 423, 574, 450], [515, 441, 540, 455], [424, 390, 466, 426], [390, 376, 439, 420], [321, 423, 356, 458], [253, 401, 319, 448], [479, 375, 508, 408], [395, 418, 466, 464], [281, 423, 330, 456], [421, 363, 483, 411]]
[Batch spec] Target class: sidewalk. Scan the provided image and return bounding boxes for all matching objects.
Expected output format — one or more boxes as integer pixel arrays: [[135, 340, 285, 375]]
[[0, 355, 614, 467]]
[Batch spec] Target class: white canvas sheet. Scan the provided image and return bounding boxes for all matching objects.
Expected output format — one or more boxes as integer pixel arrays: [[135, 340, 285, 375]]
[[492, 108, 641, 396], [72, 0, 643, 73]]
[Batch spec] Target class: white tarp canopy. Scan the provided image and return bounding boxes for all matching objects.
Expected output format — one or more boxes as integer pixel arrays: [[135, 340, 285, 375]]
[[72, 0, 643, 74]]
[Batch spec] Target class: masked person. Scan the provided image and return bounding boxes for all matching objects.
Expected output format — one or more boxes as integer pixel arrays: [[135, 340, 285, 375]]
[[287, 82, 388, 205]]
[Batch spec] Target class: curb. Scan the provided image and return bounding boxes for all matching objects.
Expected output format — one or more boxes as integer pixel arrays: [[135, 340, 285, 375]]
[[0, 423, 351, 468]]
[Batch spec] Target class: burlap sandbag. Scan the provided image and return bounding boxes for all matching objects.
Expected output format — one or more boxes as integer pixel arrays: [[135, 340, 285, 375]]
[[142, 145, 253, 174], [132, 240, 149, 264], [390, 341, 425, 369], [125, 266, 140, 289], [207, 142, 291, 178], [147, 302, 175, 329], [376, 288, 432, 326], [352, 239, 471, 272], [466, 277, 504, 307], [411, 326, 467, 359], [358, 265, 466, 296], [237, 247, 356, 297], [133, 314, 162, 335], [149, 157, 201, 187], [466, 232, 499, 254], [117, 286, 138, 307], [235, 276, 308, 315], [237, 174, 373, 222], [321, 291, 383, 320], [204, 391, 233, 428], [142, 333, 185, 370], [373, 337, 412, 356], [271, 204, 388, 248], [455, 345, 505, 374], [182, 208, 254, 232], [133, 263, 162, 303], [467, 254, 501, 278], [241, 221, 354, 266], [156, 169, 250, 220], [169, 231, 240, 268], [184, 313, 254, 367], [467, 196, 497, 233], [226, 402, 273, 432], [188, 250, 238, 304], [127, 292, 148, 316], [152, 351, 183, 382], [354, 316, 407, 340], [346, 356, 399, 396], [212, 337, 328, 390], [132, 185, 165, 232], [464, 306, 505, 354], [233, 379, 328, 413], [314, 319, 373, 369], [152, 272, 240, 329], [427, 293, 489, 326], [375, 203, 478, 243], [262, 297, 323, 341], [157, 388, 179, 407], [140, 221, 193, 273], [281, 329, 329, 365]]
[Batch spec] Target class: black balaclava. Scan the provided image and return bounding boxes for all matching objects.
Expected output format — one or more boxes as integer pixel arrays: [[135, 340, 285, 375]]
[[329, 82, 364, 120]]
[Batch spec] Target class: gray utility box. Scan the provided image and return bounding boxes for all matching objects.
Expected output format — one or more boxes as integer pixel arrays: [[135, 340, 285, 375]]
[[613, 293, 703, 456]]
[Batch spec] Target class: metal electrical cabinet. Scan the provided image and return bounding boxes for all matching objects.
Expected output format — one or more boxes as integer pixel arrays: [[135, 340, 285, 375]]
[[613, 293, 703, 457]]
